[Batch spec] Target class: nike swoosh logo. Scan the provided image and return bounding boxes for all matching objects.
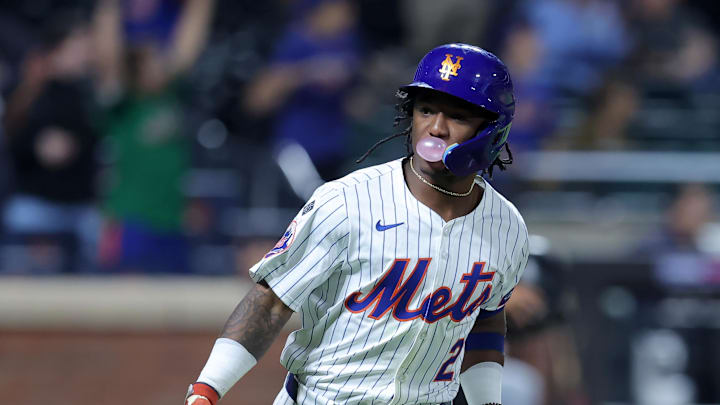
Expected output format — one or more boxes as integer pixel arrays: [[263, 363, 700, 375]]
[[376, 220, 404, 232]]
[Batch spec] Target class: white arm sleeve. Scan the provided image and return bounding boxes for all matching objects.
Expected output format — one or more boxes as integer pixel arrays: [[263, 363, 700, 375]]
[[460, 361, 503, 405], [196, 338, 257, 397]]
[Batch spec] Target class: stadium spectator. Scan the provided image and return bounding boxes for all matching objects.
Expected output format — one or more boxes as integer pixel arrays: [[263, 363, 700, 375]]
[[244, 0, 361, 181], [499, 22, 555, 153], [503, 250, 591, 405], [521, 0, 630, 98], [638, 183, 717, 256], [399, 0, 491, 61], [94, 0, 214, 273], [634, 185, 720, 402], [1, 13, 100, 272], [627, 0, 719, 92], [556, 75, 641, 150]]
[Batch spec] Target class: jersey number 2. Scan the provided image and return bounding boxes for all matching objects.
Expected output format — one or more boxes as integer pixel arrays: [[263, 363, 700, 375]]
[[433, 338, 465, 381]]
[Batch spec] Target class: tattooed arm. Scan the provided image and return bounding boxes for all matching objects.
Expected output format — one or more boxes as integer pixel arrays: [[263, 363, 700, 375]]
[[185, 281, 293, 405], [219, 280, 294, 358]]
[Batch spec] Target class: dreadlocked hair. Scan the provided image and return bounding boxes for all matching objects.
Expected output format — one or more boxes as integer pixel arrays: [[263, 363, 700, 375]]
[[483, 142, 513, 179], [355, 91, 414, 164], [356, 90, 514, 179]]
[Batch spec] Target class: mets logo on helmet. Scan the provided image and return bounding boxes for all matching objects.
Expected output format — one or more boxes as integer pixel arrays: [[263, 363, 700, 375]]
[[439, 54, 463, 81], [265, 220, 297, 258]]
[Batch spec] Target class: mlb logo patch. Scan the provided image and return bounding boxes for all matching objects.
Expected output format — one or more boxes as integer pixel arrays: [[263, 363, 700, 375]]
[[265, 220, 298, 258], [302, 200, 315, 215]]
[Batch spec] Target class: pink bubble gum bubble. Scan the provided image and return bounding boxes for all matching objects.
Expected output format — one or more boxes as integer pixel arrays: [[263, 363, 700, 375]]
[[416, 137, 447, 162]]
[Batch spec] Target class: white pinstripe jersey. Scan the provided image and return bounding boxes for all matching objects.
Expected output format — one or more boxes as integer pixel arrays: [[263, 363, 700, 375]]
[[250, 158, 529, 405]]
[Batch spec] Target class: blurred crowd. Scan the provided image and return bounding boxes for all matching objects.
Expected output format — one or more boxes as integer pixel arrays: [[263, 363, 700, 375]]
[[0, 1, 719, 403], [0, 0, 717, 275]]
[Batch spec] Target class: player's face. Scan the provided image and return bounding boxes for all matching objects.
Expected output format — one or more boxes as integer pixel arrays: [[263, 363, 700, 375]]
[[411, 90, 488, 174]]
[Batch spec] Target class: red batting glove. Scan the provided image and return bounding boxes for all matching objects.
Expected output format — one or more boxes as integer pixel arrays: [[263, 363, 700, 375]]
[[185, 382, 220, 405]]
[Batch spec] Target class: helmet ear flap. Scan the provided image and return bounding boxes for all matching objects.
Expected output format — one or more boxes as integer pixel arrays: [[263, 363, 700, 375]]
[[478, 123, 510, 169], [495, 123, 511, 144], [489, 123, 511, 151]]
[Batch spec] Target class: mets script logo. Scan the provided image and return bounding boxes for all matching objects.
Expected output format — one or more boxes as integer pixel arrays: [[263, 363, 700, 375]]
[[344, 258, 494, 323], [439, 54, 463, 81], [265, 221, 297, 258]]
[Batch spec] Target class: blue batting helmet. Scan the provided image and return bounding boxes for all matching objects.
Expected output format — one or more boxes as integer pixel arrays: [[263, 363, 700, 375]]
[[400, 43, 515, 176]]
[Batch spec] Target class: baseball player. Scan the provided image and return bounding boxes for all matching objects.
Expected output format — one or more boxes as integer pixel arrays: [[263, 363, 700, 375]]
[[185, 43, 529, 405]]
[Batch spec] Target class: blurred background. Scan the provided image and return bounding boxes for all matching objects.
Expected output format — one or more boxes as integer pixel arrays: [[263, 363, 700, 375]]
[[0, 0, 719, 404]]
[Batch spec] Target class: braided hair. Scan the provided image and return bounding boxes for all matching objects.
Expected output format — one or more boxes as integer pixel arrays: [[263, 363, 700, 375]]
[[356, 90, 513, 179]]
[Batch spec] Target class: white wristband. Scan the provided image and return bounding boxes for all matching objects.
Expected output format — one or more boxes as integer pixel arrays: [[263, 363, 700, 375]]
[[197, 338, 257, 397], [460, 361, 503, 405]]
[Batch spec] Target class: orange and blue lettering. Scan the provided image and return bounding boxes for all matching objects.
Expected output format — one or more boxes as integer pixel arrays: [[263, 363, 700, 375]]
[[344, 259, 495, 324]]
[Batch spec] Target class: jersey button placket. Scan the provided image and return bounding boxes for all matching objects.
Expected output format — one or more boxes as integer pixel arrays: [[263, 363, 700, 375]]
[[392, 323, 426, 403], [437, 226, 450, 281], [441, 225, 451, 258], [391, 368, 408, 404]]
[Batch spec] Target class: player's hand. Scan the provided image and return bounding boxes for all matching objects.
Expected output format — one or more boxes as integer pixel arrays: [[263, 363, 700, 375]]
[[185, 383, 220, 405], [186, 395, 212, 405]]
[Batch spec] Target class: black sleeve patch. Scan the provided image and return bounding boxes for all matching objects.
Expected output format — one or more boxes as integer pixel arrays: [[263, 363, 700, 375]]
[[301, 200, 315, 215]]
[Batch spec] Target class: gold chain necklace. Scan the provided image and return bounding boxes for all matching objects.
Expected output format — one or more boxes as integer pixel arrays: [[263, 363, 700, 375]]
[[409, 156, 476, 197]]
